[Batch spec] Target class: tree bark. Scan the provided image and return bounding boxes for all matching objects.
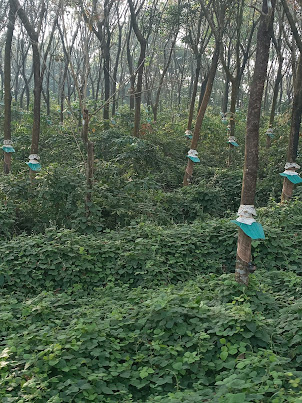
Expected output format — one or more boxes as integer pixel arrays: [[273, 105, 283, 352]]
[[235, 0, 275, 285], [13, 0, 57, 164], [281, 54, 302, 202], [183, 42, 220, 186], [152, 36, 177, 122], [187, 55, 201, 130], [85, 140, 94, 216], [127, 0, 147, 137], [3, 1, 16, 174], [112, 21, 123, 116], [267, 56, 283, 148]]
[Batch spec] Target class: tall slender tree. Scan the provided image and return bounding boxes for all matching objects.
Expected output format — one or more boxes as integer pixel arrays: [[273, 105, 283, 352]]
[[12, 0, 58, 172], [235, 0, 275, 286], [3, 0, 16, 174]]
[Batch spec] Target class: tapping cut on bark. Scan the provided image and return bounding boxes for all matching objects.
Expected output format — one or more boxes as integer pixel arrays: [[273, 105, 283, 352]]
[[281, 178, 295, 203]]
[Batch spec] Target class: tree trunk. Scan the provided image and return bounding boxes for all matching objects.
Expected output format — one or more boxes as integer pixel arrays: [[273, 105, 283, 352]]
[[230, 79, 239, 136], [85, 140, 94, 217], [183, 42, 220, 186], [222, 75, 229, 114], [198, 74, 208, 111], [112, 23, 122, 116], [126, 26, 135, 110], [187, 55, 201, 130], [31, 44, 42, 155], [281, 54, 302, 201], [103, 40, 111, 126], [3, 1, 16, 174], [152, 36, 177, 122], [133, 41, 146, 136], [235, 0, 275, 285], [82, 108, 89, 145], [127, 0, 148, 137], [267, 56, 283, 148]]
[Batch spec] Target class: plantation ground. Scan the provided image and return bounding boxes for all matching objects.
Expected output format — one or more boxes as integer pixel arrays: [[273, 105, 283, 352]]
[[1, 269, 302, 402], [1, 109, 302, 402]]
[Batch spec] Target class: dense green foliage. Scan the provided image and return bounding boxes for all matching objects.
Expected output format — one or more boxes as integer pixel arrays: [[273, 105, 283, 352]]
[[1, 272, 302, 402], [1, 108, 302, 402], [0, 200, 302, 295], [0, 109, 292, 236]]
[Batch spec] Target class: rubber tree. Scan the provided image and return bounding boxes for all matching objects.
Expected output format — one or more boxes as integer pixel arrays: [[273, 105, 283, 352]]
[[267, 20, 284, 149], [127, 0, 159, 137], [12, 0, 58, 166], [57, 23, 79, 123], [81, 0, 115, 127], [59, 7, 95, 217], [180, 2, 211, 132], [183, 0, 229, 186], [220, 1, 259, 139], [3, 0, 16, 174], [112, 2, 124, 117], [267, 8, 285, 140], [127, 0, 147, 136], [280, 0, 302, 202], [235, 0, 275, 286], [150, 1, 180, 122]]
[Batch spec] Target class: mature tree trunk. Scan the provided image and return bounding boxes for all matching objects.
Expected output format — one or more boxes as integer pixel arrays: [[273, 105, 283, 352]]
[[281, 54, 302, 202], [3, 1, 16, 174], [126, 27, 135, 110], [187, 55, 201, 130], [222, 74, 230, 114], [183, 42, 220, 186], [279, 0, 302, 202], [57, 24, 79, 122], [235, 0, 275, 285], [103, 35, 111, 126], [19, 41, 31, 109], [198, 73, 208, 110], [267, 56, 283, 148], [13, 0, 57, 168], [152, 36, 177, 122], [112, 20, 123, 116], [127, 0, 147, 137], [85, 140, 94, 216]]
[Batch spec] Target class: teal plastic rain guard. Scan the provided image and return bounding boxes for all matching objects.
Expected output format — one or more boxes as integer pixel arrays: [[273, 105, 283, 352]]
[[185, 130, 193, 139], [266, 128, 274, 138], [280, 172, 302, 184], [2, 140, 15, 153], [280, 163, 302, 184], [26, 154, 41, 172], [2, 145, 15, 153], [187, 149, 200, 163], [228, 136, 239, 147], [231, 220, 265, 240], [231, 205, 265, 240]]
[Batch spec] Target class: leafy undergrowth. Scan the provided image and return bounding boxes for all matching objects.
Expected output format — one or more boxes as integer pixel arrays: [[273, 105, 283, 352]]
[[0, 200, 301, 295], [1, 272, 302, 402]]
